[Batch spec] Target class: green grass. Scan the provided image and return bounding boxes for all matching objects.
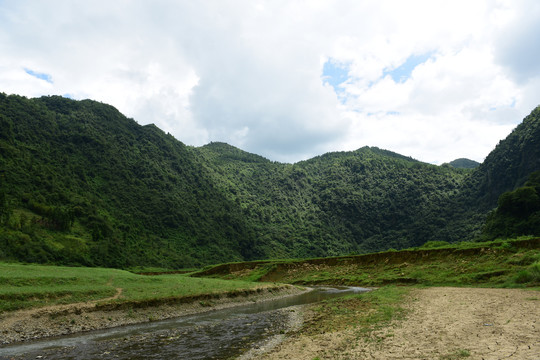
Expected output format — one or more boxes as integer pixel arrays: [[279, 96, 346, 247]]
[[441, 349, 471, 359], [2, 237, 539, 314], [345, 286, 409, 343], [195, 237, 540, 288], [307, 286, 409, 337], [0, 262, 267, 313], [514, 261, 540, 284]]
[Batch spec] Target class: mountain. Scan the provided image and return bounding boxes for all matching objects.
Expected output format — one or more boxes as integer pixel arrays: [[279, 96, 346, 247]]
[[193, 144, 472, 257], [448, 158, 480, 169], [0, 93, 539, 268], [431, 106, 540, 243], [0, 94, 257, 268], [465, 106, 540, 208], [481, 171, 540, 240]]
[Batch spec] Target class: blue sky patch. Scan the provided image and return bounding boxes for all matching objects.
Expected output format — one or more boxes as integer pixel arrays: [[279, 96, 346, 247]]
[[24, 68, 53, 83], [321, 59, 350, 95], [384, 52, 433, 83]]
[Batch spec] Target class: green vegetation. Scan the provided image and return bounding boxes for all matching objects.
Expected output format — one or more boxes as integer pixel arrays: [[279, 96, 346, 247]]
[[0, 92, 539, 269], [0, 262, 266, 313], [482, 171, 540, 240], [447, 158, 480, 169], [1, 93, 539, 359], [515, 261, 540, 284], [0, 94, 256, 268], [441, 349, 471, 359], [306, 286, 408, 336], [194, 143, 474, 258], [194, 237, 540, 288]]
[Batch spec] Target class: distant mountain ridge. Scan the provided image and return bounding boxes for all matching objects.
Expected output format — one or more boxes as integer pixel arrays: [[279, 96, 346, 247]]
[[0, 93, 538, 268], [448, 158, 480, 169]]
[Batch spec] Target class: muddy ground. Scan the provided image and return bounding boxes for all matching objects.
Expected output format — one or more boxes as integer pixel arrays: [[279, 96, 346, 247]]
[[261, 287, 540, 360]]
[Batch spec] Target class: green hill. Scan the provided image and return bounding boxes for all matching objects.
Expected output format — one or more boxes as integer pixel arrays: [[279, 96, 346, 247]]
[[467, 106, 540, 208], [193, 144, 471, 257], [448, 158, 480, 169], [0, 93, 539, 268], [0, 94, 257, 268], [433, 106, 540, 243]]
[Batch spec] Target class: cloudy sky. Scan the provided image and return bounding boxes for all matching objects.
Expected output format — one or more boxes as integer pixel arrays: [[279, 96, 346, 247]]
[[1, 0, 539, 164]]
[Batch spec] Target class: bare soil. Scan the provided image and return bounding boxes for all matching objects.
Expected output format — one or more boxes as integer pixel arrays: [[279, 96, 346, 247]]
[[261, 287, 540, 360]]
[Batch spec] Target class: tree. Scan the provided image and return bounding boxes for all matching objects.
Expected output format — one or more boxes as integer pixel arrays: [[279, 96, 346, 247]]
[[482, 171, 540, 239]]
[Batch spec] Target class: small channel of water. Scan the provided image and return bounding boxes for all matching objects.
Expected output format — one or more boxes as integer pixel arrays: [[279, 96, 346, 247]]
[[0, 286, 369, 360]]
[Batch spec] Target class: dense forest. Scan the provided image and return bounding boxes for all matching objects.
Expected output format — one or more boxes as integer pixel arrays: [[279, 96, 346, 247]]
[[0, 93, 539, 268], [0, 94, 257, 268], [193, 144, 471, 257]]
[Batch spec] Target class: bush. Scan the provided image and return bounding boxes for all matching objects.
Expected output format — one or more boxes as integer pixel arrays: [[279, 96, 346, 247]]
[[515, 261, 540, 284], [420, 241, 450, 249]]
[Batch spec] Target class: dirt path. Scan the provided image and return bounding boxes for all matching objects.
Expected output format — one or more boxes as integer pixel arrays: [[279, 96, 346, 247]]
[[0, 287, 124, 331], [262, 287, 540, 360]]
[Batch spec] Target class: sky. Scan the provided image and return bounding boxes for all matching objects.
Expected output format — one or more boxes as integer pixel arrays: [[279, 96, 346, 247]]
[[1, 0, 539, 164]]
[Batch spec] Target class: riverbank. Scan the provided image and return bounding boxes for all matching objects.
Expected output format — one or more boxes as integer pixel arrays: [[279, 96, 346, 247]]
[[0, 283, 307, 345], [194, 238, 540, 289], [259, 287, 540, 359]]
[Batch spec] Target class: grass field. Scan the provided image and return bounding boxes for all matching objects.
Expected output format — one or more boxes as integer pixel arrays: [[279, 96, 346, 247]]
[[0, 262, 266, 313], [194, 237, 540, 288], [1, 237, 538, 314]]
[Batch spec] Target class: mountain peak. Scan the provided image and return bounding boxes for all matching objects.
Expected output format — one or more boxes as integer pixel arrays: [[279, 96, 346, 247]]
[[199, 142, 271, 164], [447, 158, 480, 169]]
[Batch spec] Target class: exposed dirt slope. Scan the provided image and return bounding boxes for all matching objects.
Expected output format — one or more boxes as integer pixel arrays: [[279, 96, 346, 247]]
[[262, 287, 540, 360], [194, 238, 540, 288]]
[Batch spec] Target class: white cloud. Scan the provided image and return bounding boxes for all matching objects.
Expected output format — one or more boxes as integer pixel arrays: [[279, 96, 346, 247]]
[[494, 0, 540, 84], [0, 0, 538, 163]]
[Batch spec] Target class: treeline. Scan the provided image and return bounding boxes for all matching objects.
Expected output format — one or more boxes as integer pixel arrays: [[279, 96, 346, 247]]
[[482, 171, 540, 239]]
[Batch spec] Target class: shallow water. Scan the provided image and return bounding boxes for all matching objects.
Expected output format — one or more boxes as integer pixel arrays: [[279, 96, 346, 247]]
[[0, 286, 369, 360]]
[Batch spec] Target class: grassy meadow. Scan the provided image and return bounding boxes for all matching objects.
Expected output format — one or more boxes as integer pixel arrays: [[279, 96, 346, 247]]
[[194, 237, 540, 288], [1, 237, 538, 315], [0, 262, 267, 313]]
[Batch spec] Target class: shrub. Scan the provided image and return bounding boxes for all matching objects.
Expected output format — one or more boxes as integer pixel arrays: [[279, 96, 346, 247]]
[[420, 241, 450, 249], [515, 261, 540, 284]]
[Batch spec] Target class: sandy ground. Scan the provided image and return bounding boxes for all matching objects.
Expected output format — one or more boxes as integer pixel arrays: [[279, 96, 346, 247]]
[[0, 284, 307, 345], [261, 287, 540, 360]]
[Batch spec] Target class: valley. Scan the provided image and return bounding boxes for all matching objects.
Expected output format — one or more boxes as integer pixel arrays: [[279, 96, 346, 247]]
[[1, 94, 539, 268], [0, 94, 539, 358]]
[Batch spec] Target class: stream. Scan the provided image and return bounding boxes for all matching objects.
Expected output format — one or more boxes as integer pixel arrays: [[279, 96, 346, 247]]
[[0, 286, 369, 360]]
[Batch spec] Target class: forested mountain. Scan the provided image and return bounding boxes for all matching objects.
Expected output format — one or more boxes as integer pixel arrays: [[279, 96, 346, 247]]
[[464, 106, 540, 208], [0, 94, 257, 268], [430, 106, 540, 243], [0, 93, 539, 268], [482, 171, 540, 240], [448, 158, 480, 169], [193, 144, 470, 257]]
